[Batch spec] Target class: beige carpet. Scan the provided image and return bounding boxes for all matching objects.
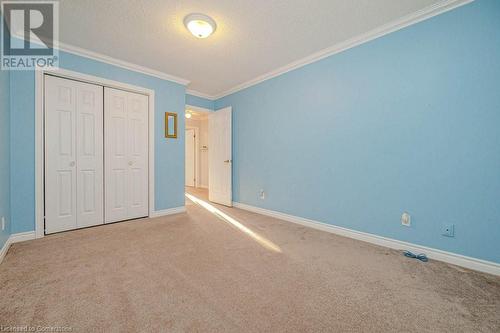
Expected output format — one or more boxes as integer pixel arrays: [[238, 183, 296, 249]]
[[1, 188, 499, 332]]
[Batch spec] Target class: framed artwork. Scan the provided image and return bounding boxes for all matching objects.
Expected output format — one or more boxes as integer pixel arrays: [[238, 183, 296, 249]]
[[165, 112, 178, 138]]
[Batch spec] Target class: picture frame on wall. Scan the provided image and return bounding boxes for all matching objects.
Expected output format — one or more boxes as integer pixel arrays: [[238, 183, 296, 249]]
[[165, 112, 178, 138]]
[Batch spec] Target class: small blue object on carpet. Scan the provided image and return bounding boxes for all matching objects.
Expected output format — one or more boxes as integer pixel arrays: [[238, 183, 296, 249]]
[[403, 250, 428, 262]]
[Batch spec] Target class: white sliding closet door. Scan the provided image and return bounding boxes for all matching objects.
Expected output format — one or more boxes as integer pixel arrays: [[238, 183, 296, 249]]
[[45, 75, 104, 234], [105, 87, 149, 223]]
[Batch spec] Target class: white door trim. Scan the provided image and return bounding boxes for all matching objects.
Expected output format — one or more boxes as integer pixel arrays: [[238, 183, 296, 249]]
[[185, 126, 199, 188], [185, 104, 210, 189], [35, 68, 156, 238]]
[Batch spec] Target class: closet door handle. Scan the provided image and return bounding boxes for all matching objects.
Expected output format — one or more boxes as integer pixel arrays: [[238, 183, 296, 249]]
[[128, 161, 134, 166], [69, 161, 76, 167]]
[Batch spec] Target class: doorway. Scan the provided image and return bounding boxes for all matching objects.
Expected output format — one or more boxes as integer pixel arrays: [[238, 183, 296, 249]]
[[185, 105, 232, 207], [185, 128, 196, 187], [185, 107, 209, 190]]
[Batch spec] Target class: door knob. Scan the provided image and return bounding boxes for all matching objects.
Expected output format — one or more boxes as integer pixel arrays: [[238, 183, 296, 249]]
[[69, 161, 75, 167], [224, 160, 232, 163], [128, 161, 134, 166]]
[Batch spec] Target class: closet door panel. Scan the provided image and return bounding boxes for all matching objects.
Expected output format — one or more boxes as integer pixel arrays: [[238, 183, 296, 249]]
[[45, 76, 77, 234], [45, 75, 103, 234], [105, 88, 130, 223], [127, 93, 149, 219], [76, 83, 104, 228], [104, 88, 149, 223]]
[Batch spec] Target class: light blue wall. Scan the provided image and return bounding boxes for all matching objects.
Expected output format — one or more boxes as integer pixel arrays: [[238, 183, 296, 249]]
[[10, 51, 186, 234], [216, 0, 500, 263], [186, 94, 215, 110], [0, 68, 11, 248]]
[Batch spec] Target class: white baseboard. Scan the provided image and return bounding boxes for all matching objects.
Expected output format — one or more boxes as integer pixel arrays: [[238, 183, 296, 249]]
[[1, 208, 189, 264], [0, 238, 9, 264], [233, 202, 500, 276], [10, 231, 36, 243], [150, 206, 186, 218], [0, 231, 37, 264]]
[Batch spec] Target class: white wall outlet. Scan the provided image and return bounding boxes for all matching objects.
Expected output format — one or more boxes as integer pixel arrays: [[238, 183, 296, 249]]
[[1, 217, 5, 231], [401, 212, 411, 227], [259, 189, 265, 200]]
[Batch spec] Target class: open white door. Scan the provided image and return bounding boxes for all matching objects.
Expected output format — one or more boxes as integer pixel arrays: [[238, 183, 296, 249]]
[[208, 107, 232, 206]]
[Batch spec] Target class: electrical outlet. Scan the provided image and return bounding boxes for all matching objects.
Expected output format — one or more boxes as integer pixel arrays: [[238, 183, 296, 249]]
[[1, 217, 4, 231], [442, 224, 455, 237], [401, 212, 411, 227], [259, 189, 265, 200]]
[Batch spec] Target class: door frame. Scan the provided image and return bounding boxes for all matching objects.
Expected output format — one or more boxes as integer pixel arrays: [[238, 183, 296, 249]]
[[185, 126, 199, 188], [35, 68, 156, 238], [185, 104, 211, 189]]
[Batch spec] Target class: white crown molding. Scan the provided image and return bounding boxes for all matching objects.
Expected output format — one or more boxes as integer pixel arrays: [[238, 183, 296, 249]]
[[150, 206, 187, 218], [9, 31, 190, 86], [233, 202, 500, 276], [211, 0, 474, 100], [8, 1, 473, 100], [186, 89, 216, 101], [0, 231, 37, 265], [57, 41, 191, 86]]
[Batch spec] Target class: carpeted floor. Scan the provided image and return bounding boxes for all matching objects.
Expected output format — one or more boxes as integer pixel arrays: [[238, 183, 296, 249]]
[[1, 188, 499, 332]]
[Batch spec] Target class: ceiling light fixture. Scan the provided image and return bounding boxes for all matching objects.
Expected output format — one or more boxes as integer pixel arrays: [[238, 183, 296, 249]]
[[184, 13, 217, 39], [185, 112, 192, 119]]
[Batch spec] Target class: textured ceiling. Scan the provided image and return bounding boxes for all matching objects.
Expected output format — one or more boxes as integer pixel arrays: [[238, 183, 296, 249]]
[[59, 0, 443, 97]]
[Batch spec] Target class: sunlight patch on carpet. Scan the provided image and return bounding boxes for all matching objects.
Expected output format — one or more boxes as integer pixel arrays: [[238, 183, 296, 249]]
[[185, 193, 282, 253]]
